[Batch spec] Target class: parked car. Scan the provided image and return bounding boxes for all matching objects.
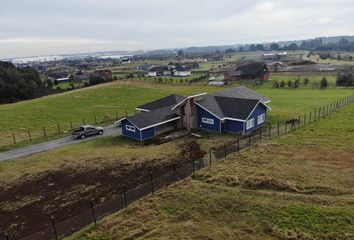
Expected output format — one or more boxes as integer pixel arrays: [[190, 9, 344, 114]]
[[72, 125, 104, 139]]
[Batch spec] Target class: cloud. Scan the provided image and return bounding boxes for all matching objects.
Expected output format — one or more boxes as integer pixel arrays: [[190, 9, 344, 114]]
[[0, 0, 353, 58]]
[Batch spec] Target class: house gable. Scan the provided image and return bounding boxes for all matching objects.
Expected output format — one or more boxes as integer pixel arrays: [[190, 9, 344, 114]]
[[244, 103, 267, 133], [196, 105, 221, 132], [121, 119, 143, 141]]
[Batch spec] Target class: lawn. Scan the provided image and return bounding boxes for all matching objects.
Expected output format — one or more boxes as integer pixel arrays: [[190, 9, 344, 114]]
[[66, 101, 354, 240], [0, 79, 353, 149], [0, 81, 223, 149]]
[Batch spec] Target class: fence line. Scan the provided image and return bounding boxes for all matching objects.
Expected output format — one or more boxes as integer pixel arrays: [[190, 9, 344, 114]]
[[2, 109, 133, 149], [2, 94, 354, 240]]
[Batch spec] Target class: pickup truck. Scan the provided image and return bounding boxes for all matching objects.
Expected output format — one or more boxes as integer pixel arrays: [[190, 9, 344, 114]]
[[72, 125, 104, 139]]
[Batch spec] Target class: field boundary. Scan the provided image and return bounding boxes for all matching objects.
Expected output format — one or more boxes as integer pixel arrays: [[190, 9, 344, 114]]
[[2, 94, 354, 240]]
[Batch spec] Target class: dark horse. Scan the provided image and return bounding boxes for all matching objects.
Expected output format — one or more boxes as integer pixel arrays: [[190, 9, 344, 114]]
[[286, 118, 299, 130]]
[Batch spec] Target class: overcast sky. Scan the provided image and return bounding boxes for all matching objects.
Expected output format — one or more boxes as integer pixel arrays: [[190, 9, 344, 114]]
[[0, 0, 353, 59]]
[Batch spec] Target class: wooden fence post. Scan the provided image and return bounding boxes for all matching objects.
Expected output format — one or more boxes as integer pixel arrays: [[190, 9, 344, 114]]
[[224, 143, 227, 160], [173, 165, 176, 182], [123, 186, 128, 208], [43, 127, 47, 136], [51, 216, 59, 240], [150, 174, 154, 194], [259, 128, 262, 142], [28, 130, 32, 141], [90, 200, 97, 226], [285, 121, 287, 134], [304, 114, 306, 126], [209, 148, 212, 169], [268, 124, 271, 139], [309, 111, 312, 123], [115, 112, 118, 121], [70, 121, 73, 130], [298, 116, 300, 129], [125, 109, 128, 117], [12, 133, 16, 144], [277, 122, 280, 136], [57, 123, 60, 134]]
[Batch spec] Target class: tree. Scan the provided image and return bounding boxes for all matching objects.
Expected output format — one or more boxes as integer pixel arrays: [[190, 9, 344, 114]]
[[288, 43, 298, 51], [320, 77, 329, 88], [273, 80, 279, 88], [287, 80, 293, 88], [225, 48, 236, 54], [255, 44, 264, 51], [270, 43, 280, 51], [280, 80, 286, 88], [303, 78, 310, 86], [336, 71, 354, 87], [68, 75, 75, 89], [294, 78, 300, 88], [0, 61, 47, 104], [177, 50, 184, 59]]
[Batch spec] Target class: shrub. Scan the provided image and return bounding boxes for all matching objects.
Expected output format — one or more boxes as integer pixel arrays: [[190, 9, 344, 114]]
[[280, 80, 286, 88], [287, 80, 293, 88], [320, 77, 329, 88]]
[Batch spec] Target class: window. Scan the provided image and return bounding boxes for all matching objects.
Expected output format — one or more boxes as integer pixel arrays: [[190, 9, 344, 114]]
[[202, 117, 214, 125], [246, 118, 255, 130], [258, 114, 265, 124], [126, 125, 136, 132]]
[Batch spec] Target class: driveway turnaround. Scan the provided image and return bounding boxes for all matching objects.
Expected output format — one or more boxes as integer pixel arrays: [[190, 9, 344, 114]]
[[0, 125, 121, 162]]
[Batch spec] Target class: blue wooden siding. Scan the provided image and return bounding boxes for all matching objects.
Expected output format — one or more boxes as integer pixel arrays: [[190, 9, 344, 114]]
[[121, 119, 142, 141], [222, 119, 244, 133], [141, 127, 155, 141], [196, 105, 221, 132], [244, 103, 267, 133]]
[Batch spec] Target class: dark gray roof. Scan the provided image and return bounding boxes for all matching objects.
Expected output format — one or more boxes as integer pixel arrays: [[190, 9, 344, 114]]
[[197, 95, 262, 120], [235, 61, 267, 76], [211, 86, 270, 103], [127, 106, 179, 129], [137, 94, 186, 111]]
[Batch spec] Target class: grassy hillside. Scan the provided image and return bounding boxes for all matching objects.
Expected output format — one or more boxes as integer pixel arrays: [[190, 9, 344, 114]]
[[0, 79, 352, 149], [66, 102, 354, 240]]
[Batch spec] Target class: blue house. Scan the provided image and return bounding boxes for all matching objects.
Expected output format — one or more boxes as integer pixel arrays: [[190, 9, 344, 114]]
[[118, 86, 271, 141]]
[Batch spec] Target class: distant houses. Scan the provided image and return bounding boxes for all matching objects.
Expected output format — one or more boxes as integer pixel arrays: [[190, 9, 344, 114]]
[[209, 61, 269, 85], [118, 86, 271, 141], [139, 62, 198, 77]]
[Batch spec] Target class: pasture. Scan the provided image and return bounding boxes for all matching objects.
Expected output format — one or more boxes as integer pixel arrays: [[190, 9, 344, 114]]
[[0, 79, 353, 150], [66, 101, 354, 240]]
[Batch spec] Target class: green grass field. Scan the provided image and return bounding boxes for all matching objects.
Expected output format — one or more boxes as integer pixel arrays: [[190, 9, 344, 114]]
[[0, 79, 353, 150], [269, 73, 338, 87], [65, 102, 354, 240]]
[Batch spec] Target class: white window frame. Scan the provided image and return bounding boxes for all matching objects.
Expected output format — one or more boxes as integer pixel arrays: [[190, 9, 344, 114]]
[[257, 114, 265, 124], [202, 117, 214, 125], [246, 118, 255, 130], [126, 125, 136, 132]]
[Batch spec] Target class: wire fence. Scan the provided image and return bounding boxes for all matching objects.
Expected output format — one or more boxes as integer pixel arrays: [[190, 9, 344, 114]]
[[1, 94, 354, 240], [0, 109, 135, 150]]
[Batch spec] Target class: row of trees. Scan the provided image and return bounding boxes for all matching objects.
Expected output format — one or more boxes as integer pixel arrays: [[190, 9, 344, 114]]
[[224, 38, 354, 53], [0, 61, 53, 104], [273, 71, 354, 89], [273, 77, 329, 88]]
